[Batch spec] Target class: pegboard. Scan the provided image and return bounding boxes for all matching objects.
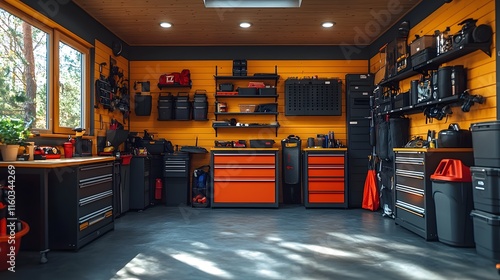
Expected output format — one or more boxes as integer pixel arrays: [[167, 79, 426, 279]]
[[285, 78, 342, 116]]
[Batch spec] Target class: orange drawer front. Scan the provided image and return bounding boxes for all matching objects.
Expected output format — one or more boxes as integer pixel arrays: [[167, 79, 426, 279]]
[[308, 155, 344, 165], [308, 180, 344, 192], [214, 167, 275, 179], [213, 154, 275, 165], [213, 181, 276, 203], [308, 192, 344, 203], [308, 167, 344, 177]]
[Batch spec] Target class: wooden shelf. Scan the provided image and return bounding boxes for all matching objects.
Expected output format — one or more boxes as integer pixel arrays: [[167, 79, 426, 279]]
[[214, 112, 279, 116]]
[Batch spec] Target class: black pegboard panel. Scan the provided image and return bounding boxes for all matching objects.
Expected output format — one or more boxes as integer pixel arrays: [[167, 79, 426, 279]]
[[285, 78, 342, 116]]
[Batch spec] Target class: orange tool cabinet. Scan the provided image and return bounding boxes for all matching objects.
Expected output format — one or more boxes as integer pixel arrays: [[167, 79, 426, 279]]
[[211, 148, 279, 208], [303, 148, 348, 208]]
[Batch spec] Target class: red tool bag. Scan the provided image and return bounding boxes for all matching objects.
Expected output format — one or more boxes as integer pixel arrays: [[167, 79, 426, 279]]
[[158, 69, 191, 89]]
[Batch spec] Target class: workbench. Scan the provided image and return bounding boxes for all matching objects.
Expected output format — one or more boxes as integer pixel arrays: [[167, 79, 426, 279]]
[[0, 156, 115, 263]]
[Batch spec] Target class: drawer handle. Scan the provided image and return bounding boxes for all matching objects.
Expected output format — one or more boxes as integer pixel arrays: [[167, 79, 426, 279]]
[[214, 178, 275, 182], [396, 170, 424, 179], [475, 186, 485, 191], [79, 176, 113, 188], [309, 154, 344, 157], [396, 205, 424, 218], [79, 205, 113, 223], [396, 184, 424, 196], [79, 190, 113, 206], [309, 177, 344, 182], [79, 163, 113, 171], [308, 166, 344, 169], [215, 153, 274, 157], [214, 165, 275, 169], [396, 200, 425, 215]]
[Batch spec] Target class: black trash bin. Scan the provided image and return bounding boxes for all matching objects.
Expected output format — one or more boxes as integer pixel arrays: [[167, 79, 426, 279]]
[[431, 159, 474, 247], [281, 135, 301, 204]]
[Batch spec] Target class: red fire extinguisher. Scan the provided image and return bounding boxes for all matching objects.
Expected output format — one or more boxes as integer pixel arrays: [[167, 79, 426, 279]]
[[155, 178, 163, 200]]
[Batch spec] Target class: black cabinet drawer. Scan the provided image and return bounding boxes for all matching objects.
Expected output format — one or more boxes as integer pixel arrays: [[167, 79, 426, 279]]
[[78, 206, 113, 239], [78, 174, 113, 198], [395, 161, 424, 173], [79, 190, 113, 217], [395, 169, 425, 190], [395, 185, 424, 209], [79, 163, 114, 181], [395, 200, 425, 229]]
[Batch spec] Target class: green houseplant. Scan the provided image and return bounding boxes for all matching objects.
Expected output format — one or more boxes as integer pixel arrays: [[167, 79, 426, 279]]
[[0, 117, 32, 161]]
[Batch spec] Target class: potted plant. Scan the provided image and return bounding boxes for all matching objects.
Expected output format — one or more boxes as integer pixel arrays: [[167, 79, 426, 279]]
[[0, 117, 32, 161]]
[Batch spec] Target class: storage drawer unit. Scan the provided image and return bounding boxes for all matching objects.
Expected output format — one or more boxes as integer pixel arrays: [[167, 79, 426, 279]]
[[48, 162, 114, 250], [393, 148, 473, 240], [303, 149, 348, 208], [163, 152, 190, 206], [211, 149, 278, 208]]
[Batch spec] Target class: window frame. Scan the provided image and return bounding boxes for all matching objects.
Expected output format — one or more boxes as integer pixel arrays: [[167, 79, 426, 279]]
[[53, 31, 91, 135], [0, 2, 92, 136]]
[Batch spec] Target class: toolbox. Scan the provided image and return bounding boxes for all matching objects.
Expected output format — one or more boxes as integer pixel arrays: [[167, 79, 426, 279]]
[[250, 139, 275, 148], [411, 47, 437, 67], [410, 35, 436, 55]]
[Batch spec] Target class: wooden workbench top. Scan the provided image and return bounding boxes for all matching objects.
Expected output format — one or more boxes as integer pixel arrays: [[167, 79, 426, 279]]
[[303, 148, 348, 152], [211, 148, 280, 151], [0, 156, 115, 168]]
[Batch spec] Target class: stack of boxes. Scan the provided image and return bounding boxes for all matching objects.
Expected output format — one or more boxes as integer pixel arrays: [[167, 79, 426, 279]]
[[470, 121, 500, 261], [233, 59, 247, 76]]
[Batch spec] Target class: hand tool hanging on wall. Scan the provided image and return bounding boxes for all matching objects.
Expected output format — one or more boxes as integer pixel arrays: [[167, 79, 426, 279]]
[[95, 62, 113, 110]]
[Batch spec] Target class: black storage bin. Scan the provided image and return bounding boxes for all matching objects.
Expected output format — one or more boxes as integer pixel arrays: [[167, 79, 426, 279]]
[[437, 126, 472, 148], [158, 93, 174, 121], [471, 166, 500, 214], [174, 93, 191, 120], [388, 117, 409, 162], [256, 103, 278, 113], [393, 92, 410, 109], [282, 136, 301, 204], [431, 159, 474, 247], [135, 94, 152, 116], [411, 48, 437, 67], [238, 87, 258, 95], [193, 102, 208, 120], [219, 83, 234, 92], [258, 87, 277, 95], [470, 210, 500, 260], [470, 121, 500, 168], [141, 140, 167, 155]]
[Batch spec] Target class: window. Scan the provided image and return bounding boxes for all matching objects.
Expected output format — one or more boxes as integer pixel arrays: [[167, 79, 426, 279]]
[[54, 32, 90, 134], [0, 4, 90, 135]]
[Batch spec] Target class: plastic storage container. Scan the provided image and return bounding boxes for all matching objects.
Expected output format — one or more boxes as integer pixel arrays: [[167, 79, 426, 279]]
[[470, 209, 500, 260], [470, 121, 500, 167], [239, 104, 256, 112], [431, 159, 475, 247], [134, 94, 152, 116], [470, 166, 500, 214]]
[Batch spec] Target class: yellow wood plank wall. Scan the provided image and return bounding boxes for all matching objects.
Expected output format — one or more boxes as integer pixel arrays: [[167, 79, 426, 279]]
[[370, 0, 496, 138], [93, 40, 129, 153], [129, 60, 368, 168]]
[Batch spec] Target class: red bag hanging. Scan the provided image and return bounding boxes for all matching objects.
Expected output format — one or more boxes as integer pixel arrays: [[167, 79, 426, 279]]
[[362, 169, 380, 211]]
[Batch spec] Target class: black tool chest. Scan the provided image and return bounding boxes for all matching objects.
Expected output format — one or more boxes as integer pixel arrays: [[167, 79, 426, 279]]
[[48, 162, 114, 250], [394, 149, 473, 240], [163, 152, 190, 206], [130, 156, 151, 210]]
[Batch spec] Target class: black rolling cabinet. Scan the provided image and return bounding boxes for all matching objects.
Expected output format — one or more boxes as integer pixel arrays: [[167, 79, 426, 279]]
[[346, 74, 374, 208], [129, 156, 151, 210], [48, 162, 114, 250], [163, 152, 191, 206]]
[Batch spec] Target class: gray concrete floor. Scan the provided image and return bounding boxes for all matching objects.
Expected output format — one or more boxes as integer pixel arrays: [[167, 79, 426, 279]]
[[1, 205, 499, 280]]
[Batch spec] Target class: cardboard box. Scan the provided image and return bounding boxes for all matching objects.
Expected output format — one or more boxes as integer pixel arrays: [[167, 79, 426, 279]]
[[410, 35, 436, 55]]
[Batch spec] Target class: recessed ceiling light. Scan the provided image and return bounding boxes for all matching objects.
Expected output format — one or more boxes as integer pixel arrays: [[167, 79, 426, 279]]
[[204, 0, 301, 8], [160, 22, 172, 28], [239, 22, 252, 28], [322, 22, 335, 28]]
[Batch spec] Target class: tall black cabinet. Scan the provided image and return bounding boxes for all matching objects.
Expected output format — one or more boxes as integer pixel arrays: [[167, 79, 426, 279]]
[[346, 74, 374, 208], [129, 156, 151, 210]]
